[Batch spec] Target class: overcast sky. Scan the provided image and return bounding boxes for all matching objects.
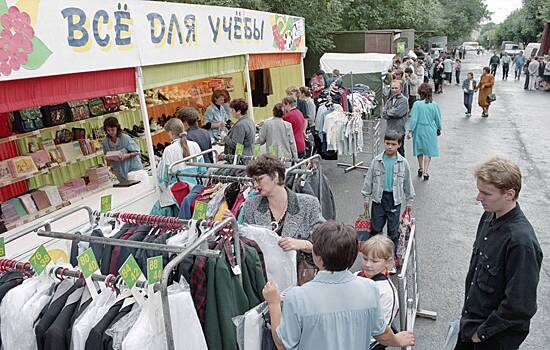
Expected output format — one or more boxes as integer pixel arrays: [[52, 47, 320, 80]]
[[485, 0, 523, 23]]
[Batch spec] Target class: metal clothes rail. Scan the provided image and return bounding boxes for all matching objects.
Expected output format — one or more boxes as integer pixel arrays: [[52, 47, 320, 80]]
[[396, 219, 437, 350], [6, 206, 241, 350]]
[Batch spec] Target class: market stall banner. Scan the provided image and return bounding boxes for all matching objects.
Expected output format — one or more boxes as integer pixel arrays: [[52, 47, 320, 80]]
[[0, 0, 306, 81]]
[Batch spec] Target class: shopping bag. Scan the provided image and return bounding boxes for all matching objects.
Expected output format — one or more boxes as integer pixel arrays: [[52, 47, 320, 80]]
[[355, 209, 372, 242], [396, 207, 412, 262], [443, 319, 460, 350]]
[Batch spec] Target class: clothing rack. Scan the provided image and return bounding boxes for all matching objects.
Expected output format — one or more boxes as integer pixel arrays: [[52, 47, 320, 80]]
[[175, 172, 253, 184], [336, 72, 369, 173], [219, 154, 306, 164], [23, 207, 242, 350], [286, 154, 323, 211], [0, 258, 33, 276]]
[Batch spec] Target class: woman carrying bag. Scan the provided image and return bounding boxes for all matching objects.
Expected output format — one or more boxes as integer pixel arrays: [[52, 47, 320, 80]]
[[476, 67, 495, 118]]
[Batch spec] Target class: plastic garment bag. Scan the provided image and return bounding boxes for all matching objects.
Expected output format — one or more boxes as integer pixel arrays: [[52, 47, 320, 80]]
[[122, 281, 207, 350], [0, 274, 57, 350], [240, 225, 297, 291], [443, 319, 460, 350], [233, 302, 266, 350], [72, 288, 117, 350], [105, 305, 142, 350]]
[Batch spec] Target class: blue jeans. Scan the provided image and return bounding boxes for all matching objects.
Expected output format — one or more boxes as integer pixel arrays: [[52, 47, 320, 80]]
[[464, 93, 473, 113], [371, 191, 401, 254]]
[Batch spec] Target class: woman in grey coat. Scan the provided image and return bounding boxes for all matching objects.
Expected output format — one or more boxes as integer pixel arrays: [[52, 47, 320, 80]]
[[226, 155, 324, 252], [256, 103, 298, 159]]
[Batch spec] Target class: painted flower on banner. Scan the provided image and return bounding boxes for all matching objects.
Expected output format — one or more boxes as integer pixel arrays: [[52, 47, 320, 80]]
[[0, 0, 51, 77], [271, 16, 304, 52]]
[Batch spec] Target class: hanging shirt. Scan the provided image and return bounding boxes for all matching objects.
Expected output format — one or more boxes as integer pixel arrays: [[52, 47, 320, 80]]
[[72, 289, 117, 350], [383, 153, 396, 192]]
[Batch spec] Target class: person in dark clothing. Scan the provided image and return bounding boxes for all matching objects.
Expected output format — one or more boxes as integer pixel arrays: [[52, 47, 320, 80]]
[[433, 59, 444, 94], [176, 107, 213, 163], [455, 157, 543, 350], [489, 53, 500, 76]]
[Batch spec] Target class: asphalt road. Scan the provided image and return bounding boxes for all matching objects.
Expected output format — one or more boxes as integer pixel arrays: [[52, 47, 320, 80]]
[[323, 52, 550, 349]]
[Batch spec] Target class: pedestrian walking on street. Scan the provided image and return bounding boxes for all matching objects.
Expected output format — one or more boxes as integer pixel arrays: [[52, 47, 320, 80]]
[[543, 56, 550, 91], [462, 72, 477, 117], [433, 59, 444, 94], [382, 81, 409, 157], [513, 51, 525, 80], [489, 52, 500, 76], [362, 131, 415, 253], [537, 56, 546, 89], [443, 56, 454, 84], [404, 67, 419, 110], [524, 58, 532, 89], [407, 83, 442, 181], [454, 59, 462, 85], [454, 157, 542, 350], [501, 52, 511, 80], [262, 221, 416, 350], [475, 67, 494, 117], [527, 58, 540, 91]]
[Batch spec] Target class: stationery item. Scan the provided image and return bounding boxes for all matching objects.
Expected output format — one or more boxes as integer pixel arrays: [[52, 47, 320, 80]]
[[31, 190, 52, 210], [7, 156, 38, 177], [58, 142, 84, 162], [0, 161, 11, 183], [19, 194, 38, 214], [7, 198, 27, 217], [29, 150, 52, 169], [41, 185, 63, 206]]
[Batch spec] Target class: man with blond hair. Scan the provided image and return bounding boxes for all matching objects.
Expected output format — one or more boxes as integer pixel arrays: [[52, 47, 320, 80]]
[[455, 157, 542, 350]]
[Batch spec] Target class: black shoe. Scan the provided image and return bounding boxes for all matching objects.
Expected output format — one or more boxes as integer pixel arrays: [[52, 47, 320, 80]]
[[423, 173, 430, 181], [418, 169, 423, 177]]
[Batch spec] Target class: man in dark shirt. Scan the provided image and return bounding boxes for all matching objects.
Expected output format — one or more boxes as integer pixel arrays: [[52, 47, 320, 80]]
[[176, 107, 213, 163], [455, 157, 543, 350]]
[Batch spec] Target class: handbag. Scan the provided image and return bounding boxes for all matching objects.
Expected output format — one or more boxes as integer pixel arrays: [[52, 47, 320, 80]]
[[487, 93, 496, 103], [0, 112, 13, 138], [102, 95, 121, 112], [396, 207, 412, 263], [67, 100, 90, 121], [296, 250, 317, 286], [11, 107, 45, 133], [355, 209, 372, 242], [88, 98, 107, 116], [41, 103, 72, 126]]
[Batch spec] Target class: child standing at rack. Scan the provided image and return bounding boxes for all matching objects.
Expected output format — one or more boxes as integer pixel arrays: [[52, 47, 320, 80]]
[[361, 131, 414, 255]]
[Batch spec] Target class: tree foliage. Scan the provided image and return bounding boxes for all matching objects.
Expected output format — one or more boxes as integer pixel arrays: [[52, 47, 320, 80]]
[[155, 0, 490, 53], [479, 0, 549, 49]]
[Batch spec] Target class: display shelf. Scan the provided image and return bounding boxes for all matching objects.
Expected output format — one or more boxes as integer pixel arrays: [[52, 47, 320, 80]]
[[0, 151, 105, 189], [3, 181, 113, 231], [0, 109, 138, 145], [5, 202, 68, 231], [0, 168, 50, 188]]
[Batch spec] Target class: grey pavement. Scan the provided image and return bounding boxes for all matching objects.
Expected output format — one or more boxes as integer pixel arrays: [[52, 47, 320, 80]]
[[323, 52, 550, 349]]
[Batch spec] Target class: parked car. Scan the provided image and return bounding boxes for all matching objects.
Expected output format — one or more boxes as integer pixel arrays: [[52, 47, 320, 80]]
[[525, 43, 541, 57]]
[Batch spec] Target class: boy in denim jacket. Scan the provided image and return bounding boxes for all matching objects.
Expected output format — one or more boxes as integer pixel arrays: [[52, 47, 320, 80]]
[[361, 131, 415, 254]]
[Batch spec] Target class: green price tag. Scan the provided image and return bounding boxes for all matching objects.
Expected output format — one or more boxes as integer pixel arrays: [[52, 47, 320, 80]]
[[30, 245, 51, 275], [235, 143, 244, 156], [253, 144, 261, 156], [268, 145, 278, 157], [118, 255, 143, 289], [100, 194, 112, 213], [193, 201, 208, 220], [147, 256, 163, 285], [0, 237, 5, 258], [77, 248, 99, 279]]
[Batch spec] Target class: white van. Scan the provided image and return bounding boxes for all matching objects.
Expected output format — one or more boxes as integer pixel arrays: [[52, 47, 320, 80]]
[[524, 43, 541, 57]]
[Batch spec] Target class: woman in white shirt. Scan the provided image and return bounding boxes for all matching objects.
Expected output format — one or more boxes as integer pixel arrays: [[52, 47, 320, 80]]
[[151, 118, 204, 216]]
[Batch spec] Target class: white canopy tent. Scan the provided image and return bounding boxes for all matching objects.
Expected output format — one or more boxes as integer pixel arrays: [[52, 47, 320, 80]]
[[319, 53, 394, 74]]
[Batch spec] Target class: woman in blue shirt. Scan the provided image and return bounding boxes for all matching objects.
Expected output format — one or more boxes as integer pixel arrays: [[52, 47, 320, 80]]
[[262, 221, 415, 350], [203, 90, 230, 140], [101, 117, 143, 182]]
